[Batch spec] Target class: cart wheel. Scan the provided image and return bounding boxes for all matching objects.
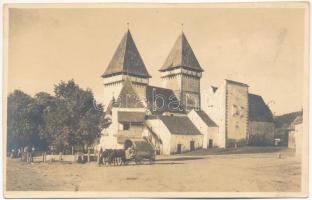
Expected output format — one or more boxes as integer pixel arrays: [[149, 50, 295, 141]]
[[149, 158, 155, 165], [117, 157, 123, 166], [135, 159, 142, 165]]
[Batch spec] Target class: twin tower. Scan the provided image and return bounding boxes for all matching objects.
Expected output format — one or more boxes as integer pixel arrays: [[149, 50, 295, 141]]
[[102, 30, 204, 110]]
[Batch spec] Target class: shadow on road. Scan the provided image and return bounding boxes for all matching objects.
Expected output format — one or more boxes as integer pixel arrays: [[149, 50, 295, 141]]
[[156, 157, 204, 162]]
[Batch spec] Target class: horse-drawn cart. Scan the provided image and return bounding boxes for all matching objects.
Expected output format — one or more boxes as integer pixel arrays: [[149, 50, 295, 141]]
[[100, 139, 155, 166]]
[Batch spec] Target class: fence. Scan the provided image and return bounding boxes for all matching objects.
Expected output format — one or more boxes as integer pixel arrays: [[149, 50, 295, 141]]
[[19, 151, 99, 163]]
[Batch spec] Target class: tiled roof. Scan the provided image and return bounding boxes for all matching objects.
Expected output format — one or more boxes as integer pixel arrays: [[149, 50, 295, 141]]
[[159, 115, 201, 135], [114, 80, 145, 108], [118, 111, 146, 123], [274, 111, 303, 129], [102, 30, 151, 78], [248, 94, 274, 122], [195, 110, 218, 127], [145, 85, 185, 115], [160, 32, 203, 72]]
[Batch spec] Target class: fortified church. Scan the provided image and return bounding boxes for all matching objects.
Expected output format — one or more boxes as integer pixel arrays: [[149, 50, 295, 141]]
[[99, 29, 275, 155]]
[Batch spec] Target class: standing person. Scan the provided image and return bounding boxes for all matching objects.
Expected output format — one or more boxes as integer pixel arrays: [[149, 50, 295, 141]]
[[17, 148, 21, 158], [24, 146, 29, 162], [30, 146, 35, 163], [10, 149, 15, 158], [98, 147, 103, 166]]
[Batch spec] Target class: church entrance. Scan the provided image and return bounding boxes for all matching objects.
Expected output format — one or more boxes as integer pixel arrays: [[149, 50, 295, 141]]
[[208, 139, 213, 148], [177, 144, 182, 154], [190, 141, 195, 151]]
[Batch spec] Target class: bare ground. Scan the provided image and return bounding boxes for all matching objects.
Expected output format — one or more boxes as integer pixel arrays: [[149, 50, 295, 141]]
[[6, 149, 301, 192]]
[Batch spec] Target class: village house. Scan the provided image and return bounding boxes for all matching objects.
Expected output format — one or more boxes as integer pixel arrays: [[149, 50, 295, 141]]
[[98, 29, 276, 154], [187, 110, 219, 148], [288, 114, 303, 156], [248, 94, 275, 146], [274, 111, 303, 146]]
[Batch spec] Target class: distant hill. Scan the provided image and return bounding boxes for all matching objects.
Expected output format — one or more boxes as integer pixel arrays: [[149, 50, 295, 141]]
[[274, 111, 303, 129]]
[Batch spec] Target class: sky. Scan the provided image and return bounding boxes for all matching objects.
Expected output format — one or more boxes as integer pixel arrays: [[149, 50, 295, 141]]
[[7, 4, 308, 115]]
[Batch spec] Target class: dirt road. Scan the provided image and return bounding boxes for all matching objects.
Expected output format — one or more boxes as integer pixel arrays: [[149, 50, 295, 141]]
[[6, 152, 301, 192]]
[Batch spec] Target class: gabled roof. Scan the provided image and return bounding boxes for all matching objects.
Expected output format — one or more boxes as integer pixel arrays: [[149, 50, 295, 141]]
[[145, 85, 185, 115], [274, 111, 303, 129], [248, 94, 274, 122], [293, 115, 303, 125], [118, 111, 146, 123], [159, 115, 201, 135], [195, 110, 218, 127], [160, 32, 203, 72], [114, 80, 145, 108], [102, 30, 151, 78]]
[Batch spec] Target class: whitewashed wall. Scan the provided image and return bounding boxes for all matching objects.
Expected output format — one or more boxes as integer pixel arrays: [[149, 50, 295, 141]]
[[170, 134, 203, 154]]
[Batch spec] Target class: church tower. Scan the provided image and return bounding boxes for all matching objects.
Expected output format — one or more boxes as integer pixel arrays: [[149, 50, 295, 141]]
[[102, 30, 151, 106], [160, 32, 203, 111]]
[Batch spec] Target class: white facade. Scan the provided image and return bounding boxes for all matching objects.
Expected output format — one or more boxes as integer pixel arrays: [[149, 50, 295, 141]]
[[144, 118, 203, 155], [187, 110, 221, 148], [99, 107, 146, 150], [202, 80, 249, 148], [103, 74, 148, 107]]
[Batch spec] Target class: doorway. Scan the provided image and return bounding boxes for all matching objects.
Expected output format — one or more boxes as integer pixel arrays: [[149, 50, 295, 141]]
[[177, 144, 182, 154], [208, 139, 213, 148], [190, 141, 195, 151]]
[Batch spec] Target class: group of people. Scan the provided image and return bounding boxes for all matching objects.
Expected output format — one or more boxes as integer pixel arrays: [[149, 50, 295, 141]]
[[10, 146, 36, 163]]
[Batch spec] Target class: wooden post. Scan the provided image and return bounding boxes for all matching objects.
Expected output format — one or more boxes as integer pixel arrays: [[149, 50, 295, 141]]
[[87, 149, 90, 163], [26, 152, 29, 163]]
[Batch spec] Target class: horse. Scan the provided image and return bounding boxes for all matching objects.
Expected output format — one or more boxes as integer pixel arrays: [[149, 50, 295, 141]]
[[101, 149, 126, 166]]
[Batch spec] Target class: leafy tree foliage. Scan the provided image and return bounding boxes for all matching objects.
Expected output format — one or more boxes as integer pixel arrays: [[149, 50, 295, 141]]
[[7, 80, 104, 152]]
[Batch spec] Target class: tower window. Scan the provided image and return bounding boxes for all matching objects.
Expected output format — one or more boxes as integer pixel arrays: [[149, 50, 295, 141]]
[[123, 122, 130, 130]]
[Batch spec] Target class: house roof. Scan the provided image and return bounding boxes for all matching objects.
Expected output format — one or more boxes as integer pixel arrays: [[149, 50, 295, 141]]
[[274, 111, 303, 129], [248, 94, 274, 122], [114, 80, 145, 108], [160, 32, 203, 72], [102, 30, 151, 78], [195, 110, 218, 127], [145, 85, 185, 115], [159, 115, 201, 135], [293, 115, 303, 125], [118, 111, 146, 123]]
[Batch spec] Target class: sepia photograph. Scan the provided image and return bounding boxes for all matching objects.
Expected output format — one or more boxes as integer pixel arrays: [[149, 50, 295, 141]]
[[2, 2, 309, 198]]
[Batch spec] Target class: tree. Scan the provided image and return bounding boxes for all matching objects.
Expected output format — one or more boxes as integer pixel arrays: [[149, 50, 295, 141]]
[[42, 80, 104, 151], [7, 80, 104, 152], [7, 90, 39, 150]]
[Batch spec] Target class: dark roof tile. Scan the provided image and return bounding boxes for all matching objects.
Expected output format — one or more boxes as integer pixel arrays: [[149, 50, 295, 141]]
[[118, 111, 146, 123], [160, 32, 203, 72], [248, 94, 274, 122], [145, 86, 185, 115], [195, 110, 218, 127], [102, 30, 151, 78], [159, 115, 201, 135]]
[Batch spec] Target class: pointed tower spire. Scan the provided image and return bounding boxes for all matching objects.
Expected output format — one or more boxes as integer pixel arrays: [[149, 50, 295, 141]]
[[160, 31, 203, 110], [160, 32, 203, 72], [102, 30, 151, 78]]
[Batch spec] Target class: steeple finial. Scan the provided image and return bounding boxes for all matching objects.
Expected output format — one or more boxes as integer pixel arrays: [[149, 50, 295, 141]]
[[181, 23, 184, 32], [126, 22, 130, 30]]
